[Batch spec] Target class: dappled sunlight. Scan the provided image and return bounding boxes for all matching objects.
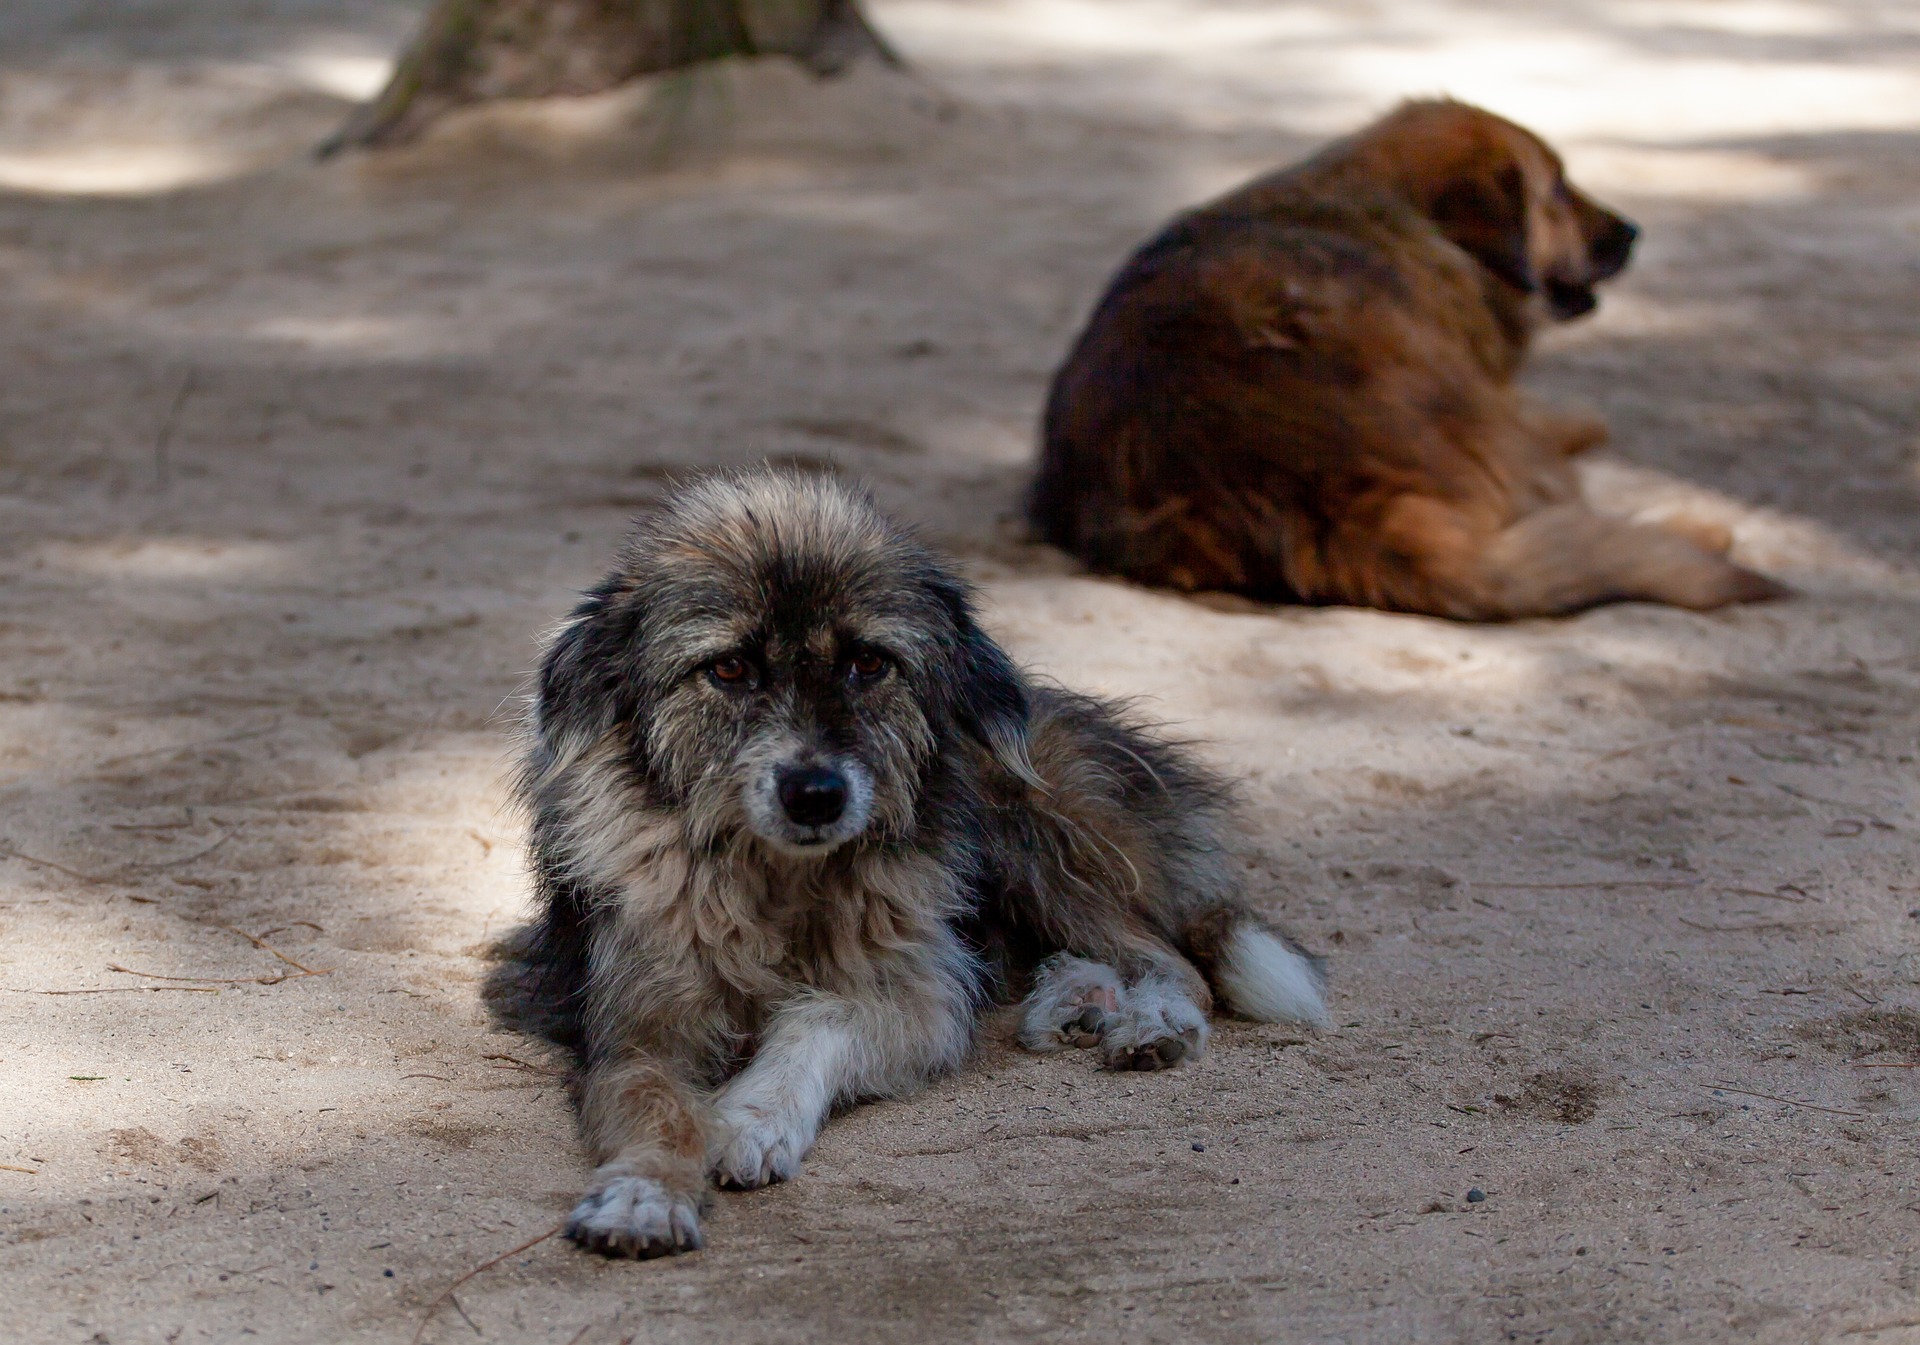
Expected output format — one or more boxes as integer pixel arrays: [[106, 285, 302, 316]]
[[1330, 35, 1920, 141], [41, 537, 297, 582], [886, 0, 1348, 58], [275, 49, 395, 102], [0, 34, 393, 200], [753, 186, 949, 236], [0, 144, 242, 197], [0, 896, 489, 1183], [1563, 289, 1758, 339], [0, 699, 100, 794], [1562, 143, 1817, 201], [1608, 1, 1915, 38], [4, 2, 1918, 1339], [882, 0, 1920, 140], [246, 313, 498, 358], [0, 56, 347, 198], [0, 711, 527, 1183]]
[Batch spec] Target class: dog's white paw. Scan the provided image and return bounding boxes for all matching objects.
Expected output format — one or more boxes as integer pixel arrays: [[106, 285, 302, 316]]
[[1098, 978, 1209, 1072], [565, 1174, 704, 1258], [710, 1105, 811, 1190], [1018, 954, 1124, 1052]]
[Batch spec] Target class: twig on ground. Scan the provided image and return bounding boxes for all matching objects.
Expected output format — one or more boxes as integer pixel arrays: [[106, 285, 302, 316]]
[[216, 924, 326, 976], [106, 962, 317, 988], [1, 822, 240, 892], [153, 366, 198, 490], [412, 1224, 564, 1345], [109, 964, 259, 985], [1596, 732, 1708, 761], [1679, 917, 1845, 933], [1471, 879, 1699, 891], [1722, 886, 1818, 904], [91, 724, 280, 772], [1840, 1319, 1920, 1337], [1776, 783, 1898, 830], [134, 826, 240, 870], [5, 985, 220, 995], [0, 844, 115, 885], [484, 1053, 567, 1077], [0, 1162, 40, 1173], [1707, 1083, 1866, 1118], [448, 1292, 481, 1337], [260, 921, 325, 938]]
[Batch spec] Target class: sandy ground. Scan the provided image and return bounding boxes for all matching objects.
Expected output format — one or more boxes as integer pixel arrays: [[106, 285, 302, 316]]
[[3, 2, 1919, 1341]]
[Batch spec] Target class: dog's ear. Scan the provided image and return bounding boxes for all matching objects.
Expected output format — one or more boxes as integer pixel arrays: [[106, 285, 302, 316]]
[[533, 578, 647, 757], [926, 573, 1040, 787], [954, 621, 1042, 786], [1429, 161, 1536, 294]]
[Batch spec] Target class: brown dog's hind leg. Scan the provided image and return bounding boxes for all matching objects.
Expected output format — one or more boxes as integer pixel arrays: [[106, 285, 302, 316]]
[[1532, 407, 1610, 457], [568, 1056, 713, 1258], [1374, 498, 1790, 618], [1474, 504, 1789, 616], [1636, 510, 1735, 557]]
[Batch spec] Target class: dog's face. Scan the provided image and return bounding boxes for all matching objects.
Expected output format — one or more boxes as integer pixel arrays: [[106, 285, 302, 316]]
[[534, 472, 1029, 858], [1415, 106, 1638, 321]]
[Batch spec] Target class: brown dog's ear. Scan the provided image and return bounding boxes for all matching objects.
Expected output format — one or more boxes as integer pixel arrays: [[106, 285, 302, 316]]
[[1428, 162, 1535, 294]]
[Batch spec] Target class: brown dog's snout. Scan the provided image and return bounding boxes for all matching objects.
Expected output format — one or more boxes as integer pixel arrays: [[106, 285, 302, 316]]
[[1587, 213, 1637, 280]]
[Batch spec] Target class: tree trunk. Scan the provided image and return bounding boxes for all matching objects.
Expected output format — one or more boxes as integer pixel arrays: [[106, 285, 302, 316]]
[[319, 0, 902, 156]]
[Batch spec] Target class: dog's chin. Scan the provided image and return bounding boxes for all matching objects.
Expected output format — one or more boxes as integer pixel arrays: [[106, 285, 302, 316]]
[[1544, 278, 1598, 321], [752, 826, 858, 859]]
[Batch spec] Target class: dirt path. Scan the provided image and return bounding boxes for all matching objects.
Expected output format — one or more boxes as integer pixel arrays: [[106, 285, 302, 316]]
[[3, 3, 1918, 1342]]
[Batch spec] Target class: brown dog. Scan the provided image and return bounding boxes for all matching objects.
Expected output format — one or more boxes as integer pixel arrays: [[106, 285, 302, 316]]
[[1029, 100, 1786, 619]]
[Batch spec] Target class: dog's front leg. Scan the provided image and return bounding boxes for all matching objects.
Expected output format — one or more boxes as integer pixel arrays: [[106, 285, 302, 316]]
[[567, 1054, 712, 1258], [710, 983, 972, 1189]]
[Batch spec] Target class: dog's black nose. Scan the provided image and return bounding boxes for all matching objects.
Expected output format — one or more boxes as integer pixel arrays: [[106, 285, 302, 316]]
[[777, 766, 847, 829], [1590, 215, 1638, 278]]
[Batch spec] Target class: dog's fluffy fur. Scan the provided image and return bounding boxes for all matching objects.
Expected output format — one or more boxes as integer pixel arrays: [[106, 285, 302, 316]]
[[1030, 99, 1788, 619], [516, 470, 1326, 1258]]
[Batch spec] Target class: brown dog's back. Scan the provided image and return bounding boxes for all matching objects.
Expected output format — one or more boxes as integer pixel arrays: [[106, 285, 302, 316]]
[[1031, 101, 1785, 619]]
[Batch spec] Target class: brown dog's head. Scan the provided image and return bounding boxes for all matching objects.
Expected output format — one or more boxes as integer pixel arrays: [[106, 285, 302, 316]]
[[1368, 101, 1637, 321]]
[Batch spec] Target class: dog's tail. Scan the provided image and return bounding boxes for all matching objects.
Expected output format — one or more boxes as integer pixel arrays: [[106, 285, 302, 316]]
[[1193, 910, 1330, 1028]]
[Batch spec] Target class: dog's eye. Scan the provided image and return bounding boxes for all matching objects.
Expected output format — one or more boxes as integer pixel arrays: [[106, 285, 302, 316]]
[[846, 650, 889, 683], [707, 656, 754, 688]]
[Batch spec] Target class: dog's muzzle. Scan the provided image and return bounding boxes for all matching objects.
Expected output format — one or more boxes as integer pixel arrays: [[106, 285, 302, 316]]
[[744, 755, 875, 855]]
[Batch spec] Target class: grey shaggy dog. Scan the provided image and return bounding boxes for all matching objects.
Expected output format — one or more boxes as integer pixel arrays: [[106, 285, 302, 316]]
[[517, 469, 1328, 1258]]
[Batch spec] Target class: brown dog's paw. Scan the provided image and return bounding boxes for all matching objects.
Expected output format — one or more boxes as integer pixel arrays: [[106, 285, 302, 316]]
[[1639, 514, 1798, 606], [1644, 512, 1734, 556], [1721, 565, 1793, 605], [1681, 558, 1793, 609]]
